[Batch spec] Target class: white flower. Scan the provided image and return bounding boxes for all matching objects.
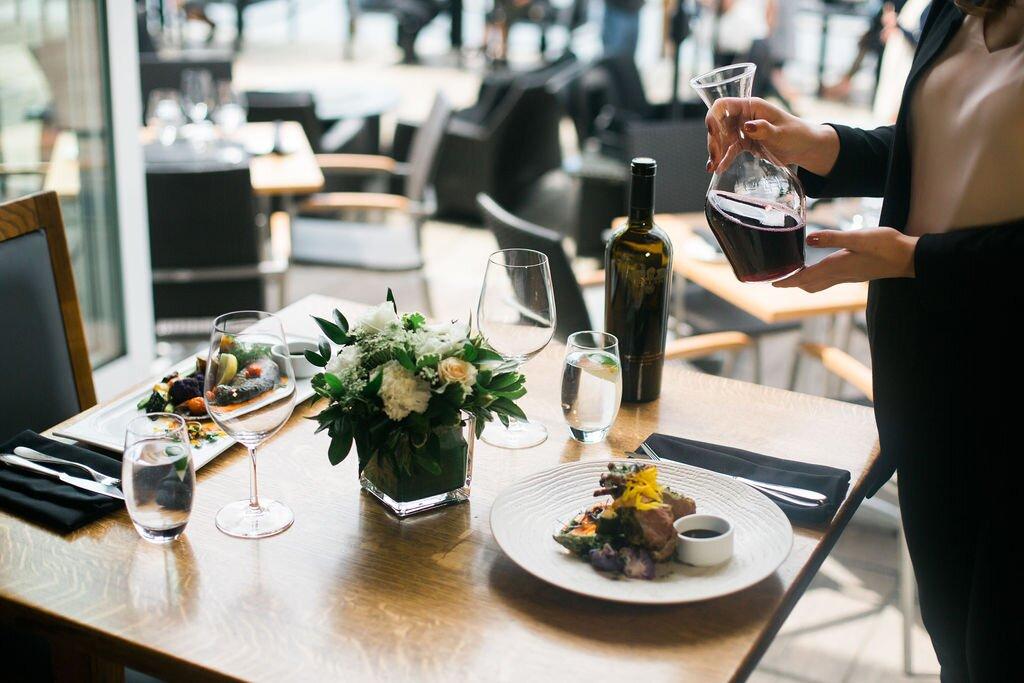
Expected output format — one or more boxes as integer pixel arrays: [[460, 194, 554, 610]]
[[357, 303, 401, 333], [326, 345, 360, 377], [412, 320, 469, 358], [437, 357, 477, 390], [378, 361, 431, 421]]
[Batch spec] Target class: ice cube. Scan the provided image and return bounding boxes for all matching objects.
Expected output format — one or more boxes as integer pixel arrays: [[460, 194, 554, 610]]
[[762, 207, 786, 227]]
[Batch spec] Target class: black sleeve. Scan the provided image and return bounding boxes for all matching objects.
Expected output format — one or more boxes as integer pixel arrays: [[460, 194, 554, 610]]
[[913, 218, 1024, 313], [797, 124, 895, 199]]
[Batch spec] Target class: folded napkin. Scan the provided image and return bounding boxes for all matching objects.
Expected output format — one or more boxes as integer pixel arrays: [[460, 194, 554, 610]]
[[639, 433, 851, 524], [0, 431, 123, 533]]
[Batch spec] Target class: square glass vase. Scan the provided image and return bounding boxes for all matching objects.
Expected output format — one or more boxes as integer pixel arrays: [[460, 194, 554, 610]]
[[359, 414, 475, 518]]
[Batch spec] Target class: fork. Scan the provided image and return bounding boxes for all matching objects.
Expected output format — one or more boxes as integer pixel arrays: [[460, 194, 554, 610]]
[[12, 446, 121, 487]]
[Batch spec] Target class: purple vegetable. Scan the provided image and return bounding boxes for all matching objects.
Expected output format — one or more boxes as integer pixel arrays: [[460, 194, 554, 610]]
[[619, 547, 656, 580], [588, 543, 622, 573], [169, 376, 203, 404]]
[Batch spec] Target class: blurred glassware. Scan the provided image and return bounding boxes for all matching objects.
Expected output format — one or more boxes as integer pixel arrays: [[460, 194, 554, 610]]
[[477, 248, 556, 449], [181, 69, 215, 126], [213, 81, 247, 137], [146, 89, 186, 146], [122, 413, 195, 543], [204, 311, 296, 538]]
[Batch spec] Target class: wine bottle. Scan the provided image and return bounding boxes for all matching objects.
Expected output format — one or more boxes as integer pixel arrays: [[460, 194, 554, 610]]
[[604, 157, 673, 403]]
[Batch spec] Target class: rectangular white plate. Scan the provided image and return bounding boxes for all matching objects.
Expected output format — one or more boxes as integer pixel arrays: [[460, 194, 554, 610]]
[[55, 356, 317, 469]]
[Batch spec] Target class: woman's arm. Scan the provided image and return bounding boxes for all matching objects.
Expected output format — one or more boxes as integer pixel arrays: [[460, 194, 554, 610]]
[[797, 124, 894, 199]]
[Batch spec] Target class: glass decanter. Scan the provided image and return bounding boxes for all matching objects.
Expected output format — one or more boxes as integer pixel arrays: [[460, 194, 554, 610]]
[[690, 63, 807, 283]]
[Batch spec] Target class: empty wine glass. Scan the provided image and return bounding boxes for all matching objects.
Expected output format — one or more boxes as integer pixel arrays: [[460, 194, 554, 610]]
[[181, 69, 215, 126], [123, 413, 195, 543], [213, 81, 247, 137], [146, 89, 185, 146], [477, 249, 556, 448], [204, 311, 296, 538], [561, 332, 622, 444]]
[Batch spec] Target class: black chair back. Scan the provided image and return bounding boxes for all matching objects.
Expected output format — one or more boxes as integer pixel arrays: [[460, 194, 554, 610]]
[[0, 192, 94, 442], [138, 55, 233, 121], [624, 105, 708, 213], [145, 165, 264, 319], [244, 90, 322, 151], [477, 193, 591, 342], [405, 94, 452, 203], [489, 83, 564, 207]]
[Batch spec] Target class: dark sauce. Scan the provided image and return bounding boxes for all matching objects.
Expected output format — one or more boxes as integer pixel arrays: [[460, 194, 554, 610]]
[[681, 528, 723, 539]]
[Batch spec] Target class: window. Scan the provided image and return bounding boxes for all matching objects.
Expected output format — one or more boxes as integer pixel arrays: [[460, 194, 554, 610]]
[[1, 1, 125, 367]]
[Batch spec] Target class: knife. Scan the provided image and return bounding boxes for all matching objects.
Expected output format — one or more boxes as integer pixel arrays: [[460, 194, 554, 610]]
[[0, 454, 125, 500]]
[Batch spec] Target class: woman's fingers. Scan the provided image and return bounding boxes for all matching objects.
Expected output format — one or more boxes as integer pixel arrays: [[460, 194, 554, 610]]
[[741, 119, 780, 141], [807, 229, 865, 250]]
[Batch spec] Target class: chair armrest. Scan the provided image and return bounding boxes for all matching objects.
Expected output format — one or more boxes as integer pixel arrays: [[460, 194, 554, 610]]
[[0, 162, 48, 176], [315, 154, 397, 174], [576, 269, 605, 288], [447, 118, 489, 141], [300, 192, 410, 213], [800, 342, 874, 400], [664, 332, 752, 361]]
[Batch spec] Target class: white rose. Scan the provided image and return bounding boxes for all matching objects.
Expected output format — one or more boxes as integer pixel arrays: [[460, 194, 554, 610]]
[[378, 361, 431, 421], [413, 331, 458, 359], [357, 303, 401, 333], [326, 345, 360, 377], [437, 357, 477, 390]]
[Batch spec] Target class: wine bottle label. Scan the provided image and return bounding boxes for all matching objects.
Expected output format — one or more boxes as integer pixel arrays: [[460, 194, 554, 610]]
[[622, 351, 665, 364], [617, 262, 668, 296]]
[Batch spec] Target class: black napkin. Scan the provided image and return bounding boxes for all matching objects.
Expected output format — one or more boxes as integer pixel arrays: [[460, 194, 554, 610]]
[[638, 433, 851, 524], [0, 431, 123, 533]]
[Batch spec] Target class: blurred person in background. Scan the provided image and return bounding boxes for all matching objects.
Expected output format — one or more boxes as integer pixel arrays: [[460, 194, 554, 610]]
[[602, 0, 645, 57], [711, 0, 769, 66], [705, 1, 1023, 677], [872, 0, 931, 120], [766, 0, 801, 105]]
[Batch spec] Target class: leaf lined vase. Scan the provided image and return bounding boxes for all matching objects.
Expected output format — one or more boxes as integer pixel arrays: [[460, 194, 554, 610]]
[[359, 412, 475, 517], [306, 290, 527, 517]]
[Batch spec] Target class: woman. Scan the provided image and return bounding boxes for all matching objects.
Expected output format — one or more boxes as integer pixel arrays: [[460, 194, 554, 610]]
[[706, 0, 1021, 678]]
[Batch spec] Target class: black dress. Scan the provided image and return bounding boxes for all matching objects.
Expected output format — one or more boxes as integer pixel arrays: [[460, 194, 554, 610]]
[[798, 1, 1021, 679]]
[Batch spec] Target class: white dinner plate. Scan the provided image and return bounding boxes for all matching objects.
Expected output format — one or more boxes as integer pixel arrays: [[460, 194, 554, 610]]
[[54, 356, 316, 469], [490, 459, 793, 604]]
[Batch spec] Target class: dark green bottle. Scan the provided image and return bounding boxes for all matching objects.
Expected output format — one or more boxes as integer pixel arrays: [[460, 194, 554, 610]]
[[604, 158, 673, 403]]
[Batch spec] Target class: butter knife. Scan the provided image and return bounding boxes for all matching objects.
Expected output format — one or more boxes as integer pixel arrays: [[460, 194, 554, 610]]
[[0, 454, 125, 500]]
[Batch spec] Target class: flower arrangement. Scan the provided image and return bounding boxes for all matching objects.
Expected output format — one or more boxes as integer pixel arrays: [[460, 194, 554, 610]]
[[305, 291, 527, 488]]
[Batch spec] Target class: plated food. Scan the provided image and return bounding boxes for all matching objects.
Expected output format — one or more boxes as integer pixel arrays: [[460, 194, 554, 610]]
[[554, 463, 697, 579]]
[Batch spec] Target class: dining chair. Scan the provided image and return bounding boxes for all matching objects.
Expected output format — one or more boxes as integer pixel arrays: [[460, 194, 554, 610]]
[[0, 191, 95, 443], [146, 164, 289, 336], [244, 90, 324, 152], [477, 193, 752, 367], [292, 93, 452, 270]]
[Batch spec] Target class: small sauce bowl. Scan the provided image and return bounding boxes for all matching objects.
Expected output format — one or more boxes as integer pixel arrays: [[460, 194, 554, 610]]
[[277, 339, 319, 379], [674, 514, 734, 567]]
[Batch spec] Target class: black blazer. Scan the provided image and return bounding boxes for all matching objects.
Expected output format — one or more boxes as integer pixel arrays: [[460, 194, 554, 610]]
[[798, 0, 1024, 493]]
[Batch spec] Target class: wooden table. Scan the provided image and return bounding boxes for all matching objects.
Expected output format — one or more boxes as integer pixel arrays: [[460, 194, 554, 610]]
[[656, 213, 869, 325], [0, 294, 880, 682]]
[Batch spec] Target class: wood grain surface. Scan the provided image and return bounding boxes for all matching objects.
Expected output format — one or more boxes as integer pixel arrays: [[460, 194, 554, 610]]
[[0, 294, 880, 683], [618, 213, 869, 324]]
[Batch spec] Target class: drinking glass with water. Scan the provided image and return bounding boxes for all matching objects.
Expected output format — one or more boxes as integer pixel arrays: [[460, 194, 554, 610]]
[[123, 414, 195, 543], [561, 332, 623, 443]]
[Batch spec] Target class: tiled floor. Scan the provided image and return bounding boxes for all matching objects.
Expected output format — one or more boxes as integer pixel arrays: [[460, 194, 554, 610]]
[[204, 2, 941, 678]]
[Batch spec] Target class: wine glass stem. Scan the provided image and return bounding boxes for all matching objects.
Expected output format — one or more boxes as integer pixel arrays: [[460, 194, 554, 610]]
[[248, 446, 261, 511]]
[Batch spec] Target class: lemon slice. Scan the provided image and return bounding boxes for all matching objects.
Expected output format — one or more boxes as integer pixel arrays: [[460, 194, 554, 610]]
[[580, 352, 620, 382], [216, 353, 238, 385]]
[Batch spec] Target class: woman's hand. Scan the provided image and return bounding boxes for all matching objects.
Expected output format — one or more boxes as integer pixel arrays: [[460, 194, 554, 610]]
[[705, 97, 840, 177], [772, 228, 918, 292]]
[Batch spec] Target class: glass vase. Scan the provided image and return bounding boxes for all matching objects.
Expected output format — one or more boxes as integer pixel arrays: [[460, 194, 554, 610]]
[[690, 63, 807, 283], [360, 413, 475, 518]]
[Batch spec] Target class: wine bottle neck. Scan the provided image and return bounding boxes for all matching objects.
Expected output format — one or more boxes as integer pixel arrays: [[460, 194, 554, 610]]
[[628, 175, 655, 229]]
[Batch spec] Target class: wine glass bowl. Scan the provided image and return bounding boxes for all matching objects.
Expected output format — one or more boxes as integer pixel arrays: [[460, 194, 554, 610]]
[[691, 63, 807, 283], [205, 311, 296, 538], [477, 249, 556, 448]]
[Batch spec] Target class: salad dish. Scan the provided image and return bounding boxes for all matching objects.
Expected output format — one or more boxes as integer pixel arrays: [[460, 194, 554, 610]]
[[555, 463, 697, 579]]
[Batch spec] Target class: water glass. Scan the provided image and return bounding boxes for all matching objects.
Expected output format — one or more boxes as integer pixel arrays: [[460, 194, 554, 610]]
[[213, 81, 247, 136], [123, 414, 196, 543], [146, 88, 185, 146], [181, 68, 214, 125], [561, 332, 622, 443]]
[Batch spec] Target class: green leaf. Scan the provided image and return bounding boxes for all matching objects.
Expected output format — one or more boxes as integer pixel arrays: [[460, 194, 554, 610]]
[[304, 349, 328, 367], [313, 316, 348, 345], [328, 420, 353, 465], [332, 309, 349, 334], [404, 312, 425, 330], [363, 370, 383, 397], [475, 347, 504, 362], [322, 372, 344, 393], [395, 346, 415, 371], [415, 455, 442, 476], [318, 339, 331, 361], [491, 397, 527, 421], [486, 372, 521, 391], [386, 288, 397, 313], [490, 387, 527, 400], [416, 353, 439, 370], [462, 342, 478, 362]]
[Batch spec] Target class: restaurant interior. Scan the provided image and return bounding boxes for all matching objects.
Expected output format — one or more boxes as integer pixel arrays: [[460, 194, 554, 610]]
[[1, 0, 957, 680]]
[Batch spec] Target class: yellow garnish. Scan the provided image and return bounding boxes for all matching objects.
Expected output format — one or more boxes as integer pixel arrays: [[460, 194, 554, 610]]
[[611, 466, 666, 511]]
